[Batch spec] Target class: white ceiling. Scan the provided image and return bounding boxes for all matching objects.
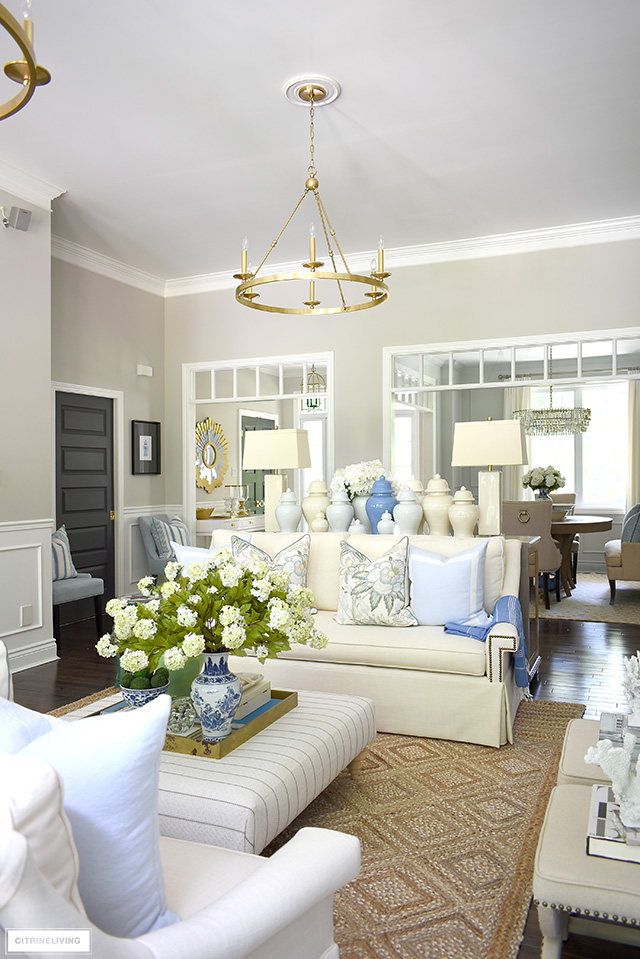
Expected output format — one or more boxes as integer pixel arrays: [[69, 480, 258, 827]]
[[1, 0, 639, 282]]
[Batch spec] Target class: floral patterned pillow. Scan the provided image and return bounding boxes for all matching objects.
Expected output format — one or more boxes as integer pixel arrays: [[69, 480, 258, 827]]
[[335, 537, 417, 626], [231, 534, 310, 588]]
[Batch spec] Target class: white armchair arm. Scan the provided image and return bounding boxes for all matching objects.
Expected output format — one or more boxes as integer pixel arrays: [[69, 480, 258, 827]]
[[141, 827, 360, 959], [0, 826, 360, 959]]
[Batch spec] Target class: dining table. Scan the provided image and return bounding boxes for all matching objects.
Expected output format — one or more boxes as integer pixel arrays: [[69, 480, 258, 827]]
[[550, 514, 613, 597]]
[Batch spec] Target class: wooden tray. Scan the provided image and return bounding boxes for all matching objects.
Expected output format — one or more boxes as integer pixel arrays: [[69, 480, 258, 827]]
[[163, 690, 297, 760]]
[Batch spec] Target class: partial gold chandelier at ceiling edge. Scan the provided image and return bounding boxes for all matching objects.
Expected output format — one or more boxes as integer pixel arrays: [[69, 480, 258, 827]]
[[0, 2, 50, 121], [234, 76, 390, 315]]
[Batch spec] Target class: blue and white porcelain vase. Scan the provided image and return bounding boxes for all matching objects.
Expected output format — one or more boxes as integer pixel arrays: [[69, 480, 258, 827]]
[[326, 489, 354, 532], [190, 650, 243, 743], [366, 476, 398, 535], [351, 494, 372, 532]]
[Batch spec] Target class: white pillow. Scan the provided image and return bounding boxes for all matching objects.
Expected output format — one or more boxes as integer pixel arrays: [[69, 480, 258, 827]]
[[171, 540, 216, 567], [0, 697, 61, 752], [0, 753, 85, 914], [231, 533, 310, 587], [335, 537, 417, 626], [409, 540, 492, 627], [18, 694, 177, 939]]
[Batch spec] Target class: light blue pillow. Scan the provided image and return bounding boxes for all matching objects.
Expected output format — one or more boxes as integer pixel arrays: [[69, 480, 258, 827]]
[[150, 515, 191, 560], [409, 540, 492, 627], [51, 525, 78, 581]]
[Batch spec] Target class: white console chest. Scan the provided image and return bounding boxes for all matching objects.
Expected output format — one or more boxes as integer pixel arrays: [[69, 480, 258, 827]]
[[195, 515, 265, 547]]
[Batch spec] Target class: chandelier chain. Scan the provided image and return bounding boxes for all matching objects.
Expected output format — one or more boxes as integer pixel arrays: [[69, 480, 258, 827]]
[[308, 96, 317, 177]]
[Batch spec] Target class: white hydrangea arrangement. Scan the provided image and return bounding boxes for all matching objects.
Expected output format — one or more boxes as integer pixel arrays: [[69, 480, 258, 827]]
[[331, 459, 396, 499], [96, 548, 328, 683], [521, 465, 566, 496]]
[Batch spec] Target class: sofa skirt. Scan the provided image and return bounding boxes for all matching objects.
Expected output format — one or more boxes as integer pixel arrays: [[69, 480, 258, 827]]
[[228, 654, 524, 748]]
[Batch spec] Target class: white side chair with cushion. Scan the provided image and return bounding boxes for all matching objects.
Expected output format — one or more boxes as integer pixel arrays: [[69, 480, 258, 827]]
[[604, 503, 640, 604], [0, 695, 360, 959]]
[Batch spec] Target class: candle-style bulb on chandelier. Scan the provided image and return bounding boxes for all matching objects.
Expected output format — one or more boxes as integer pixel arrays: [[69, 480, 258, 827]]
[[0, 0, 51, 121], [234, 76, 390, 315]]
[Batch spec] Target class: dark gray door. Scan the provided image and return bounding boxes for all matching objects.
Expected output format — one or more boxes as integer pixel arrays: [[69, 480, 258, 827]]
[[241, 414, 276, 514], [56, 391, 115, 622]]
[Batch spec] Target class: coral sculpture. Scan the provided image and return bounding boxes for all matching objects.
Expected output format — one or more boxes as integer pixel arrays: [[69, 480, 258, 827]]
[[585, 734, 640, 828], [622, 650, 640, 726]]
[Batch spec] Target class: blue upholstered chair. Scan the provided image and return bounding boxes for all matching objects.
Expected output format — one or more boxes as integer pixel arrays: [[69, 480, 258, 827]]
[[52, 574, 104, 643], [137, 513, 171, 581]]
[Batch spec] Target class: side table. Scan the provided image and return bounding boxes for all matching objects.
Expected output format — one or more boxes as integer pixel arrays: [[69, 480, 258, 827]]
[[533, 784, 640, 957]]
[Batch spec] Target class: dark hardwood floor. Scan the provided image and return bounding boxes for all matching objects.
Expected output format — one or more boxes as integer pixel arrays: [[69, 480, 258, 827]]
[[11, 615, 640, 958]]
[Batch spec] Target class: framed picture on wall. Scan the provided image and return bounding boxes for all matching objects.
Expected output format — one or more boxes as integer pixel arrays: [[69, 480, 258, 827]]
[[132, 420, 161, 475]]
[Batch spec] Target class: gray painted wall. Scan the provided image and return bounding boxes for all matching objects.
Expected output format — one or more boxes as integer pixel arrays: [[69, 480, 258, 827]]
[[164, 238, 640, 501], [0, 190, 52, 523], [51, 260, 166, 508]]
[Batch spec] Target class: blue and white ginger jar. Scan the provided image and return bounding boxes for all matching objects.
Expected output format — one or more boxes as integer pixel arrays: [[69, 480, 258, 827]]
[[190, 651, 243, 743]]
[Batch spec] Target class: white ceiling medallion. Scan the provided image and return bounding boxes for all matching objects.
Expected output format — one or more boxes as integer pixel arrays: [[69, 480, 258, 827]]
[[282, 75, 341, 106]]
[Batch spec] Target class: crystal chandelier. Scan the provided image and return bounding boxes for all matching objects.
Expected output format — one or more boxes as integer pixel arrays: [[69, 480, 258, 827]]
[[0, 1, 50, 121], [234, 76, 390, 315], [513, 346, 591, 435]]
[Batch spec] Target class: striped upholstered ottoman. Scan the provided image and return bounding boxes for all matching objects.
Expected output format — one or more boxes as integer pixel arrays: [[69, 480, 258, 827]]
[[157, 690, 376, 854]]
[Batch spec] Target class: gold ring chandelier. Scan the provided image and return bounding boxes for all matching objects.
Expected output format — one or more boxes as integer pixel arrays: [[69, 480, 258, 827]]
[[235, 76, 390, 315], [0, 1, 50, 121]]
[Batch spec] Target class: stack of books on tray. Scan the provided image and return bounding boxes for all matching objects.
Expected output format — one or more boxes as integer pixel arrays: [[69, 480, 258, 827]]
[[234, 673, 271, 723], [587, 784, 640, 864]]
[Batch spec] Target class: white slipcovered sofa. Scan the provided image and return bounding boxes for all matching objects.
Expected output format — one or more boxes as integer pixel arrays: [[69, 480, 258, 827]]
[[210, 531, 528, 749]]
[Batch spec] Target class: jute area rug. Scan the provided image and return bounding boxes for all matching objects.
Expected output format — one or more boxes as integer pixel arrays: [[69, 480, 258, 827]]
[[539, 572, 640, 624], [264, 700, 585, 959]]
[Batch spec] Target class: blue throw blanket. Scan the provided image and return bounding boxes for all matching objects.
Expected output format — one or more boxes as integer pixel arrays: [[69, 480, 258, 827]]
[[444, 595, 529, 689]]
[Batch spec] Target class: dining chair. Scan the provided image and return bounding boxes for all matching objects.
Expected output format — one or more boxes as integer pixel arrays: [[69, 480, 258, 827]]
[[550, 492, 580, 583], [502, 500, 562, 609]]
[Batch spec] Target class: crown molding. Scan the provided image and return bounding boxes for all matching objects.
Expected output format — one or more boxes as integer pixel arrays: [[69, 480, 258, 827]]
[[52, 237, 166, 297], [55, 214, 640, 299], [0, 156, 65, 210]]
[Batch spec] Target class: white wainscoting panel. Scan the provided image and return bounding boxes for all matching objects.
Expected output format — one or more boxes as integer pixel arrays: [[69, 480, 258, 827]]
[[0, 519, 57, 671]]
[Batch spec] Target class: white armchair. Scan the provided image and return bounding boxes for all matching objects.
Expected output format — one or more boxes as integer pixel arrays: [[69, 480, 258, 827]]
[[1, 819, 360, 959], [0, 654, 360, 959]]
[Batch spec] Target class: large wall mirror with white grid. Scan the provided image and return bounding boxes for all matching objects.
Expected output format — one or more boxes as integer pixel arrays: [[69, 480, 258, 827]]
[[383, 329, 640, 545], [183, 353, 334, 529]]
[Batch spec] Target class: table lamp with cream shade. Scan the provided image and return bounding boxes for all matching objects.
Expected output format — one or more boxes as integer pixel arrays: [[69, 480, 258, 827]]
[[451, 419, 528, 535], [242, 428, 311, 531]]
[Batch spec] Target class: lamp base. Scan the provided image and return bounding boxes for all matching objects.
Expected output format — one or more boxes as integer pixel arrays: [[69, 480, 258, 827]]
[[264, 473, 286, 532], [477, 471, 502, 536]]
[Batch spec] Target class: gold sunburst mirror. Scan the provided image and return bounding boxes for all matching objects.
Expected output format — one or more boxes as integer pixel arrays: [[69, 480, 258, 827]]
[[195, 418, 229, 492]]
